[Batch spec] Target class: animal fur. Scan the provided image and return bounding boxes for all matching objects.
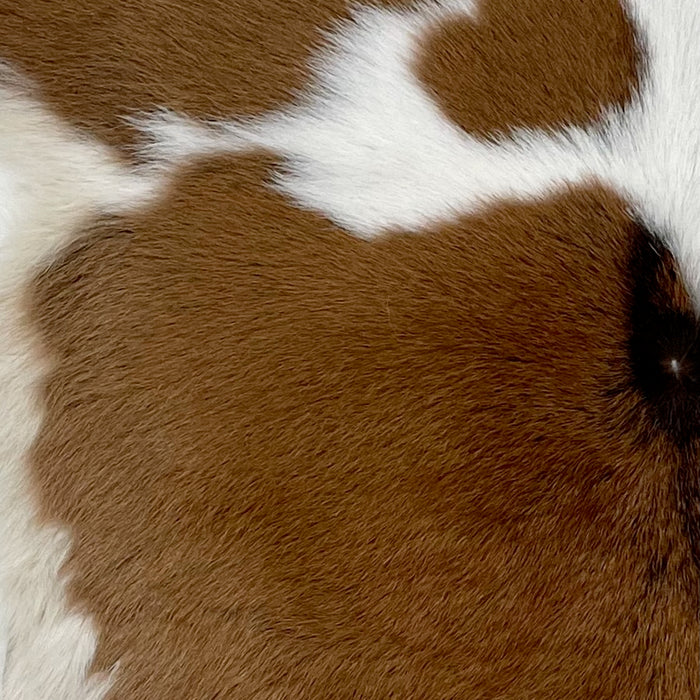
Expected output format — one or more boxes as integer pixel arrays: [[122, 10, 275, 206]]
[[0, 0, 696, 698]]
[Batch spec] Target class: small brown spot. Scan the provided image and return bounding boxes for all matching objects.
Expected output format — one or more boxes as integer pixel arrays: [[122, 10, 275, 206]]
[[417, 0, 643, 138], [30, 159, 699, 697]]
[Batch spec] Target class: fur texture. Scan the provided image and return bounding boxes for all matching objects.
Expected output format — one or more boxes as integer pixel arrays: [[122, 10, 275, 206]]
[[418, 0, 641, 136], [0, 0, 411, 152], [31, 159, 700, 697], [131, 0, 700, 309], [0, 0, 695, 697], [0, 77, 160, 699]]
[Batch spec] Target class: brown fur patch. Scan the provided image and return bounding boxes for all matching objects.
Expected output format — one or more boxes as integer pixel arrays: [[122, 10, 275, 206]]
[[0, 0, 408, 152], [31, 156, 699, 697], [417, 0, 643, 137]]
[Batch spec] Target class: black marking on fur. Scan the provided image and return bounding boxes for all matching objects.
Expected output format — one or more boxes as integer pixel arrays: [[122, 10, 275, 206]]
[[628, 231, 700, 445], [628, 228, 700, 572]]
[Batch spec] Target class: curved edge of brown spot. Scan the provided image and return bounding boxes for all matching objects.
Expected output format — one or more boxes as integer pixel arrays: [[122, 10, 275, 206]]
[[625, 228, 700, 575], [416, 0, 645, 138], [0, 0, 414, 155]]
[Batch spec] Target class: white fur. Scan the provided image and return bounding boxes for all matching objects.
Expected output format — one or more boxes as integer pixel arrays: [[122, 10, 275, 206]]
[[4, 0, 700, 697], [137, 2, 598, 238], [0, 601, 6, 694], [0, 78, 164, 700], [136, 0, 700, 305], [604, 0, 700, 305]]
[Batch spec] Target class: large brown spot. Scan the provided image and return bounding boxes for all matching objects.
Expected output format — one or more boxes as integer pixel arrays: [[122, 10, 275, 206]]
[[0, 0, 409, 152], [31, 158, 699, 697], [417, 0, 643, 137]]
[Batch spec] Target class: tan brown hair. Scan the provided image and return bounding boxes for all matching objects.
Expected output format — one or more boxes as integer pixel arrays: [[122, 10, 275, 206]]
[[0, 0, 409, 153], [31, 154, 700, 697], [417, 0, 643, 137]]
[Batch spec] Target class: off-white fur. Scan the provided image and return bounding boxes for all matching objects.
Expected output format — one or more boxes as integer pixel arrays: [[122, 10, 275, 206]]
[[0, 76, 161, 699], [3, 0, 700, 697], [139, 0, 700, 305], [136, 2, 594, 237]]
